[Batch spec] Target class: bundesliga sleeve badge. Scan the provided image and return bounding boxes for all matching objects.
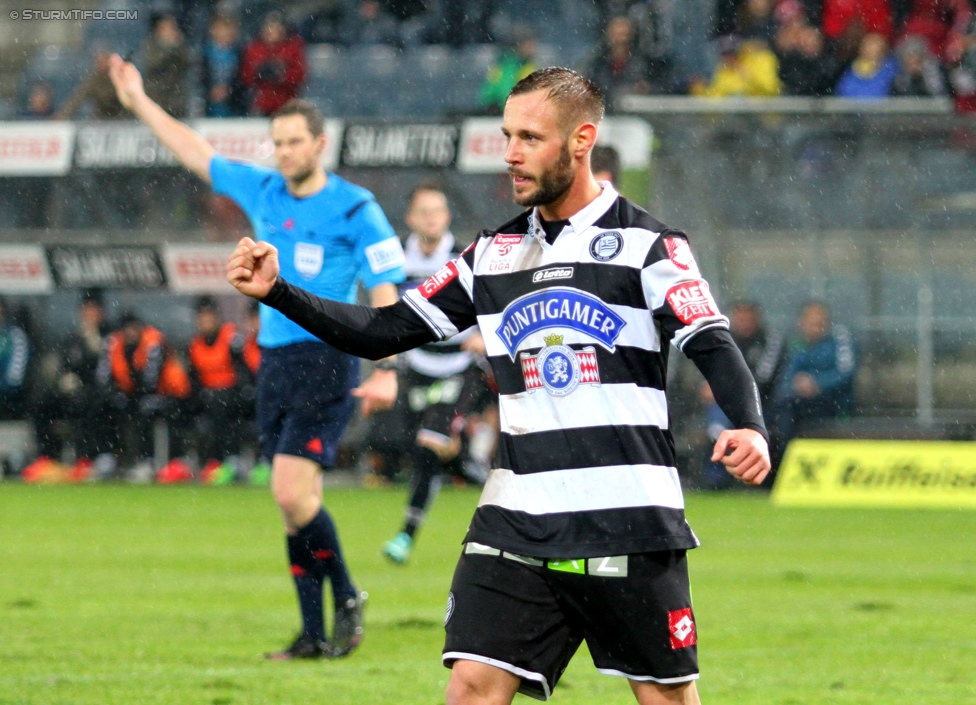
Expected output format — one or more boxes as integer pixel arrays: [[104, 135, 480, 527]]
[[520, 334, 601, 396]]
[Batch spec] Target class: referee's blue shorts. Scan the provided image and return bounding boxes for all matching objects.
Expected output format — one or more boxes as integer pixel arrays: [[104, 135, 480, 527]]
[[256, 341, 359, 469]]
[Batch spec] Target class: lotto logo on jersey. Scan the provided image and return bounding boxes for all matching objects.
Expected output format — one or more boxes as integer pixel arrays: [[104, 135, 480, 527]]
[[666, 280, 719, 325], [664, 237, 696, 271], [419, 261, 459, 299], [668, 608, 697, 649], [493, 234, 523, 256]]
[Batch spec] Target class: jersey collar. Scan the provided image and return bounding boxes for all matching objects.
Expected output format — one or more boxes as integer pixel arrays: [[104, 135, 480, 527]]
[[529, 181, 619, 249]]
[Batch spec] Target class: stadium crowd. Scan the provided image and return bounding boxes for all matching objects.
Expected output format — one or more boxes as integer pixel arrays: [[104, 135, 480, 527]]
[[14, 0, 976, 122]]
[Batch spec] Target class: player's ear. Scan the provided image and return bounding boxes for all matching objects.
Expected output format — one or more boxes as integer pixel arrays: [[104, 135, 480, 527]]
[[572, 123, 598, 159]]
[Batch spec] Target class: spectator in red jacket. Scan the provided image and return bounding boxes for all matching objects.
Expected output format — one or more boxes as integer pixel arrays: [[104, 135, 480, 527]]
[[900, 0, 971, 64], [241, 11, 306, 116], [822, 0, 894, 64]]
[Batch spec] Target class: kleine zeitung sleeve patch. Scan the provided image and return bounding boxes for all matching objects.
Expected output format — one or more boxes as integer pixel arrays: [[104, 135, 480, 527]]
[[419, 260, 459, 299], [665, 280, 719, 324]]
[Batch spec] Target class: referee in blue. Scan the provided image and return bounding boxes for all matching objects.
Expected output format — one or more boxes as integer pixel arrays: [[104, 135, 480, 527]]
[[109, 55, 406, 660]]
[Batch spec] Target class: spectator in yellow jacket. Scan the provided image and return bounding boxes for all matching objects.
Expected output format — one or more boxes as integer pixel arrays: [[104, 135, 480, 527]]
[[692, 35, 782, 97]]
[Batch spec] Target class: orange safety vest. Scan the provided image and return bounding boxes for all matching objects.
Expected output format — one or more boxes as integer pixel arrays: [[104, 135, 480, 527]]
[[243, 333, 261, 375], [189, 322, 239, 390], [108, 325, 190, 398]]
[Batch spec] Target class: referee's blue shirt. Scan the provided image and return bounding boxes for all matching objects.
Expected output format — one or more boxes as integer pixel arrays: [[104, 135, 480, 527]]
[[211, 155, 406, 348]]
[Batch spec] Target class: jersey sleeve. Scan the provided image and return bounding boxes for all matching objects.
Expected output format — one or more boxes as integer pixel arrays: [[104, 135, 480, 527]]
[[685, 329, 768, 440], [209, 155, 277, 217], [640, 230, 729, 350], [351, 200, 407, 290], [402, 242, 479, 341]]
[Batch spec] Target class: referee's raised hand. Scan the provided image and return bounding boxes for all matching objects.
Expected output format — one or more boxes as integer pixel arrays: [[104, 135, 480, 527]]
[[227, 237, 279, 300], [107, 53, 144, 111]]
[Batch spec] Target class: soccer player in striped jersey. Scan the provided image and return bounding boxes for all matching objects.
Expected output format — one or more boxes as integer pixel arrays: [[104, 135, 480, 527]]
[[369, 182, 490, 564], [229, 67, 770, 704]]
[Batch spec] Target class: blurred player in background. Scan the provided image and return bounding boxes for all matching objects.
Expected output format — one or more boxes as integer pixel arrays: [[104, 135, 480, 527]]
[[370, 182, 488, 565], [109, 55, 405, 659], [27, 289, 113, 482], [228, 67, 770, 704], [590, 143, 621, 185], [97, 311, 192, 483], [186, 296, 253, 485]]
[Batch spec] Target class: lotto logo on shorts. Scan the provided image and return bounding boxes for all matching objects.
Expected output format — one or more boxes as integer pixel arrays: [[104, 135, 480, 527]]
[[668, 608, 697, 649]]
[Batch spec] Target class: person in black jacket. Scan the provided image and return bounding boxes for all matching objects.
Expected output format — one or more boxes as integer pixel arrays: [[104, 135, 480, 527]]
[[29, 289, 114, 479]]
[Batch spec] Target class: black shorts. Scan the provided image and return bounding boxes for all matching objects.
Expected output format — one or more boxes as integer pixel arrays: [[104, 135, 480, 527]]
[[443, 545, 699, 701], [256, 342, 359, 468], [366, 366, 485, 450]]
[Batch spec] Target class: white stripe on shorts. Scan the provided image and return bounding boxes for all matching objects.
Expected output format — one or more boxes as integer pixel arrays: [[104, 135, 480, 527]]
[[443, 652, 552, 701], [597, 667, 700, 684]]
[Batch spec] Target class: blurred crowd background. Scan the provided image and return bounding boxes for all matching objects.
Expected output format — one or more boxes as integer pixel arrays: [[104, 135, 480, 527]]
[[1, 0, 975, 487]]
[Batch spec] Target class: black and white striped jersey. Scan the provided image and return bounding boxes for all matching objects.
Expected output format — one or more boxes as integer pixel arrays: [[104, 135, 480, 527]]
[[402, 184, 731, 558], [399, 231, 477, 379]]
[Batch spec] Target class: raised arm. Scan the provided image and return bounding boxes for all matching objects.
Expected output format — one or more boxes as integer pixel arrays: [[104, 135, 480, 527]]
[[108, 54, 215, 183], [227, 238, 436, 360]]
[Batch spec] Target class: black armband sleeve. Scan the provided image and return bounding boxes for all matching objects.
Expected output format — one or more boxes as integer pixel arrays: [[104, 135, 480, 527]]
[[684, 328, 769, 441], [262, 278, 438, 360]]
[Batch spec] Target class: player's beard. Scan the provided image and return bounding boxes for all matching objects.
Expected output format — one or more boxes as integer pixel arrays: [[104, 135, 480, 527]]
[[511, 142, 574, 208]]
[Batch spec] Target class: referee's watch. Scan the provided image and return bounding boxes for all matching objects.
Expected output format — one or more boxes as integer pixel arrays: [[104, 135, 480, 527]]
[[374, 359, 397, 372]]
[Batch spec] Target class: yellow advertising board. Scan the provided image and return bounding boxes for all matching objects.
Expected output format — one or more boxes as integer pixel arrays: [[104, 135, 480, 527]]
[[771, 439, 976, 508]]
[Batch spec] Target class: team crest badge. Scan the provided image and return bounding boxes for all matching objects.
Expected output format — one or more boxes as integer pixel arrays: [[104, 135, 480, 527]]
[[589, 231, 623, 261], [520, 334, 600, 396], [295, 242, 324, 279]]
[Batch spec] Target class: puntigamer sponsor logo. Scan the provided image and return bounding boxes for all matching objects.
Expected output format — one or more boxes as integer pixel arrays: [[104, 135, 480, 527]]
[[495, 287, 625, 358], [532, 267, 573, 283]]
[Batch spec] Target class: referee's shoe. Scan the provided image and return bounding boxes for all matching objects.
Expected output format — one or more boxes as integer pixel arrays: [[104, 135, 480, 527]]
[[331, 591, 368, 658], [265, 633, 331, 660]]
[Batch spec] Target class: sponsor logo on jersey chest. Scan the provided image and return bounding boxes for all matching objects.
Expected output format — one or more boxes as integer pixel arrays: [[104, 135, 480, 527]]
[[495, 287, 625, 358]]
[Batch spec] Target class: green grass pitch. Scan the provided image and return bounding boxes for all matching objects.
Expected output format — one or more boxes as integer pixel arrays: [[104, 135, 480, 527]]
[[1, 483, 973, 704]]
